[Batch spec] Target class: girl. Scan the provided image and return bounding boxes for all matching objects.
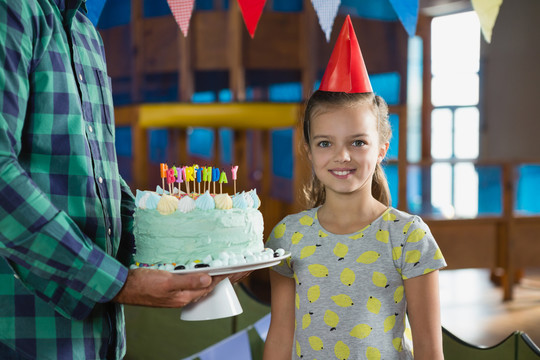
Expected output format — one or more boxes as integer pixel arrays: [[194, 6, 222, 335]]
[[264, 89, 446, 360], [263, 17, 446, 360]]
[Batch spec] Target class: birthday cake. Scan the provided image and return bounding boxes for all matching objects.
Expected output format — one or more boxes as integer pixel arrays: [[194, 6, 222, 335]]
[[130, 164, 280, 271]]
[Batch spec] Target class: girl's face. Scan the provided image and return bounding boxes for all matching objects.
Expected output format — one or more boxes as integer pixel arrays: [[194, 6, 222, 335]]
[[307, 103, 389, 199]]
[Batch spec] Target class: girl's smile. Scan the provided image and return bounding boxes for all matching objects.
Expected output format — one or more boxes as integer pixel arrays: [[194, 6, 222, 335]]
[[329, 168, 356, 178]]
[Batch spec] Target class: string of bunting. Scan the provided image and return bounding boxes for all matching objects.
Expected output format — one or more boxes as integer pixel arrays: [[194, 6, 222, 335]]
[[161, 0, 502, 43], [87, 0, 504, 43]]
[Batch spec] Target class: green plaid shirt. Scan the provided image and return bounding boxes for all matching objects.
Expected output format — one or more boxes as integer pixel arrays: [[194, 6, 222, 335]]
[[0, 0, 135, 358]]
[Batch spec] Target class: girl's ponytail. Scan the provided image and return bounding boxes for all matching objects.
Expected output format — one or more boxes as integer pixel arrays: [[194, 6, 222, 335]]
[[372, 163, 391, 207]]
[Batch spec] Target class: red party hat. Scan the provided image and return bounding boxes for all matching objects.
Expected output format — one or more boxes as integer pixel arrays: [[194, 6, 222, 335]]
[[319, 15, 372, 93]]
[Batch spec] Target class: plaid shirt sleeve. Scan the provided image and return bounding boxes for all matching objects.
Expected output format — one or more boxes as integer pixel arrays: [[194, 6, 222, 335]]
[[0, 0, 128, 321]]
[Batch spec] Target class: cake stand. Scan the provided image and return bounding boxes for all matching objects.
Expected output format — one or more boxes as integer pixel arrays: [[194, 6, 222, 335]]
[[176, 252, 291, 321]]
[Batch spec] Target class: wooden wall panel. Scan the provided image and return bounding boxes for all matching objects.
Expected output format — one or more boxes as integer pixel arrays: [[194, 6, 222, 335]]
[[513, 219, 540, 268], [143, 17, 180, 73], [100, 26, 132, 78], [427, 220, 498, 269], [192, 12, 230, 70], [244, 13, 301, 69]]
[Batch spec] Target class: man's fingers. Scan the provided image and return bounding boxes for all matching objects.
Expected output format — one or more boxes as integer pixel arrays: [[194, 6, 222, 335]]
[[170, 273, 213, 291]]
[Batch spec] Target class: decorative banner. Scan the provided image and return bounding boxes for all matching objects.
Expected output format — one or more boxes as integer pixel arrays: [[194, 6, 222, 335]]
[[85, 0, 107, 26], [167, 0, 195, 37], [237, 0, 267, 38], [254, 313, 271, 342], [197, 330, 251, 360], [310, 0, 341, 42], [388, 0, 419, 37], [471, 0, 503, 43]]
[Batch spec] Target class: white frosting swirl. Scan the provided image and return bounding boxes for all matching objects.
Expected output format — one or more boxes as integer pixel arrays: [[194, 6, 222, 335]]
[[177, 195, 196, 213], [195, 191, 215, 211], [242, 191, 254, 208], [249, 189, 261, 209]]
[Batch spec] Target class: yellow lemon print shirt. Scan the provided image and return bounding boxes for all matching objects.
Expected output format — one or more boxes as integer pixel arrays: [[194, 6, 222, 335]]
[[266, 207, 447, 360]]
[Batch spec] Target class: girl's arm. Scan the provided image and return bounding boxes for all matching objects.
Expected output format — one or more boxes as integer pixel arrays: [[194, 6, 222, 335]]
[[404, 270, 445, 360], [263, 270, 296, 360]]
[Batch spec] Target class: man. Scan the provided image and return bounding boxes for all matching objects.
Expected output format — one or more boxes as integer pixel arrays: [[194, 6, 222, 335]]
[[0, 1, 233, 358]]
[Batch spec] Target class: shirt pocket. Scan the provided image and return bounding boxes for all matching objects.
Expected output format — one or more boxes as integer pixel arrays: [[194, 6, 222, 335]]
[[94, 69, 115, 136]]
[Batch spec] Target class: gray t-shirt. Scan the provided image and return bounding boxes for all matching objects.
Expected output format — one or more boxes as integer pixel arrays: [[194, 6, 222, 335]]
[[266, 207, 447, 360]]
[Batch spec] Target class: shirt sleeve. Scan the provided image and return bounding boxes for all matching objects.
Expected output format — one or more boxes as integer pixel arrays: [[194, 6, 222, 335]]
[[116, 177, 136, 266], [0, 1, 127, 321], [265, 218, 295, 278], [398, 216, 447, 280]]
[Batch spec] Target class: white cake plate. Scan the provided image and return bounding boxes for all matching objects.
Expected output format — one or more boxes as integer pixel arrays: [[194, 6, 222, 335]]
[[177, 252, 290, 321]]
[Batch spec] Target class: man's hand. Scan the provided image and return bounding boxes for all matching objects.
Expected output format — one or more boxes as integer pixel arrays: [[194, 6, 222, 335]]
[[228, 271, 252, 285], [113, 268, 226, 307]]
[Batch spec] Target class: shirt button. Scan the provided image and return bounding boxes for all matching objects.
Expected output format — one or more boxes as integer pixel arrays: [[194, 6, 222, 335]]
[[108, 228, 112, 236], [98, 177, 103, 184], [88, 125, 93, 133], [79, 73, 83, 81]]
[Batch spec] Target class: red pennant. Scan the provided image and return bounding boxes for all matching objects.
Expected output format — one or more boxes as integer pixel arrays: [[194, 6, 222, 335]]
[[237, 0, 266, 38], [319, 15, 372, 93]]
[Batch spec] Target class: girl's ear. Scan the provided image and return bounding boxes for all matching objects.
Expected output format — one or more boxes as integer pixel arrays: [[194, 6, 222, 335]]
[[378, 141, 390, 164]]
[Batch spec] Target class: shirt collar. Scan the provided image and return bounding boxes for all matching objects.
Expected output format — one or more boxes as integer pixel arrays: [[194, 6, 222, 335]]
[[53, 0, 87, 26]]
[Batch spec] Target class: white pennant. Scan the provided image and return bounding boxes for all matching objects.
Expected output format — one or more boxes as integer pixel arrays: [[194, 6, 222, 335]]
[[254, 313, 271, 341], [167, 0, 195, 37], [196, 330, 251, 360], [311, 0, 341, 42]]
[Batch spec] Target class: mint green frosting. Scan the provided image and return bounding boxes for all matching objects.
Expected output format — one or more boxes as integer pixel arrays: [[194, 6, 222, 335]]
[[133, 207, 264, 265]]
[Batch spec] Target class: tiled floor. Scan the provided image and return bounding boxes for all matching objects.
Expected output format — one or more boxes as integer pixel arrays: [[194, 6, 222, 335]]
[[440, 268, 540, 347]]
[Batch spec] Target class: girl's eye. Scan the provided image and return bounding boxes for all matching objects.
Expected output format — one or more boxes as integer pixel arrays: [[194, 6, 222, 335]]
[[352, 140, 366, 147], [317, 141, 331, 148]]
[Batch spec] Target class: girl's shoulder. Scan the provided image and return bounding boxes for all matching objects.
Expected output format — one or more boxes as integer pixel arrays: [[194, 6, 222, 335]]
[[382, 207, 430, 234], [277, 207, 319, 226], [386, 207, 422, 222]]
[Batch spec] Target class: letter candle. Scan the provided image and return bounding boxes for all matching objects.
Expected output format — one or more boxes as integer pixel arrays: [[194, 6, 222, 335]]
[[166, 168, 175, 194], [203, 166, 212, 193], [172, 166, 177, 193], [192, 165, 198, 194], [231, 165, 239, 194], [160, 163, 168, 192], [219, 169, 228, 194], [183, 166, 191, 194], [175, 166, 184, 194], [196, 167, 203, 194], [212, 168, 220, 194]]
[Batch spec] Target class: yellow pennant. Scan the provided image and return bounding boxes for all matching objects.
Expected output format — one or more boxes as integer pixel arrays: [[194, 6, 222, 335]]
[[472, 0, 503, 43]]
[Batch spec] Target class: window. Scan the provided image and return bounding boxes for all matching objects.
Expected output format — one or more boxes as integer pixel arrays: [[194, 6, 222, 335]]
[[430, 11, 481, 218]]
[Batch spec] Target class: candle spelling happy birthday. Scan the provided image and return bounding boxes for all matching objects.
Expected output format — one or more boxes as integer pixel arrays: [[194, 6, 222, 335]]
[[159, 163, 238, 196]]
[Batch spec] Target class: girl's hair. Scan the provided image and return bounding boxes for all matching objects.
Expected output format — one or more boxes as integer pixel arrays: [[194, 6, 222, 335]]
[[301, 91, 392, 208]]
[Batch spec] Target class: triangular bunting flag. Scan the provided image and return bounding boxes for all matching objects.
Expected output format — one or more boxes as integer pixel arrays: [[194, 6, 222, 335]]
[[310, 0, 341, 42], [85, 0, 107, 26], [388, 0, 419, 37], [167, 0, 195, 37], [254, 313, 271, 341], [237, 0, 266, 38], [471, 0, 503, 43], [198, 330, 251, 360], [319, 15, 372, 93]]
